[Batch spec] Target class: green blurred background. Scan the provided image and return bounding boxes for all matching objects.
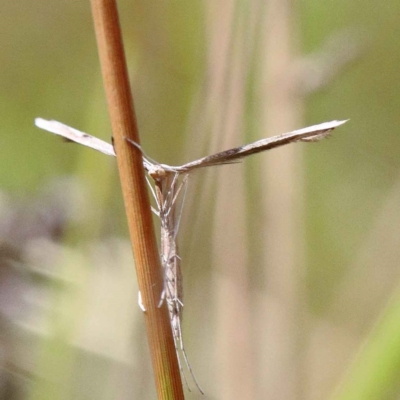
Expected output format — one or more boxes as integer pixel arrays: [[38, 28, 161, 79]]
[[2, 0, 400, 399]]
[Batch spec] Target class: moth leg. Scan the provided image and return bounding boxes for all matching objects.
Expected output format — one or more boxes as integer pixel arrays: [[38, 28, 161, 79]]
[[158, 288, 165, 308], [177, 319, 204, 395], [146, 176, 162, 213], [138, 291, 146, 312]]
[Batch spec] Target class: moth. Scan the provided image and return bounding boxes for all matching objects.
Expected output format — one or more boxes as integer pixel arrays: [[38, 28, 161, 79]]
[[35, 117, 347, 393]]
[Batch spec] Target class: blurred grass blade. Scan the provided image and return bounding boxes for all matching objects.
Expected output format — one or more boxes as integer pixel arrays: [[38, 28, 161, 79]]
[[331, 283, 400, 400]]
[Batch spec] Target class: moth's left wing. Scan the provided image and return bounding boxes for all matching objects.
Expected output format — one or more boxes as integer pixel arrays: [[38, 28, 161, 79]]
[[35, 118, 116, 157]]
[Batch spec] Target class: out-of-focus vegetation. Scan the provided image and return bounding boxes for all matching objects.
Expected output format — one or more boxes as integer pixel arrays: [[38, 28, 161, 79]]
[[2, 1, 400, 399]]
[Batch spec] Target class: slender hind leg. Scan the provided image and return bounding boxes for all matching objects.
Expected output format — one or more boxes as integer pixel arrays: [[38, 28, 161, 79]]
[[138, 291, 146, 312]]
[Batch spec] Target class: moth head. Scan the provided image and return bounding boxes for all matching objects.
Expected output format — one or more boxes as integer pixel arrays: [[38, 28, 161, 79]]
[[148, 165, 167, 181]]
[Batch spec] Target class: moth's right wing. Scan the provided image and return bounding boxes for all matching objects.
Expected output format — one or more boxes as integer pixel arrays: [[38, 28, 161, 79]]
[[175, 119, 348, 172]]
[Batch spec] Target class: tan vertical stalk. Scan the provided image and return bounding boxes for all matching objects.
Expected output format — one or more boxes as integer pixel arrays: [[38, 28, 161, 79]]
[[257, 0, 305, 399], [89, 1, 184, 398], [256, 2, 355, 398], [205, 2, 257, 398]]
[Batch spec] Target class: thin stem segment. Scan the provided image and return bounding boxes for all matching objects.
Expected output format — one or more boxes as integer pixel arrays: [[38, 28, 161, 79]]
[[89, 0, 184, 398]]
